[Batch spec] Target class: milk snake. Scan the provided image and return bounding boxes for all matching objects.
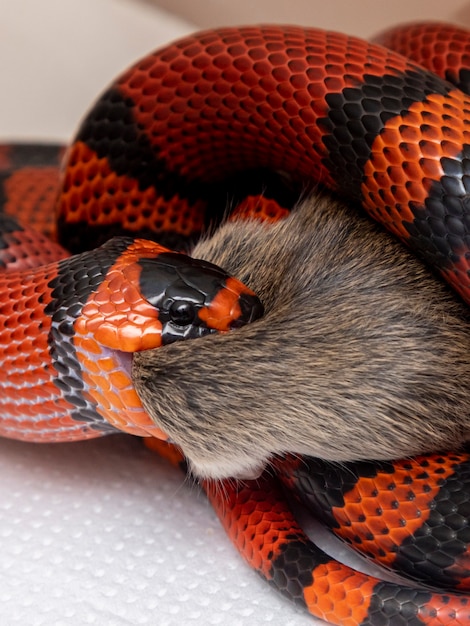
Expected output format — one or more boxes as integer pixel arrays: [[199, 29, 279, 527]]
[[2, 20, 470, 626]]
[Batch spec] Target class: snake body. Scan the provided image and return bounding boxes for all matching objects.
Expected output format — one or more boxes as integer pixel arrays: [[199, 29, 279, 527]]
[[2, 20, 470, 625], [0, 143, 262, 441]]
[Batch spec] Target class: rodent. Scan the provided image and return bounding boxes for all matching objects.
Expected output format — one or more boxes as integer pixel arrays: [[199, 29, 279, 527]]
[[132, 191, 470, 480]]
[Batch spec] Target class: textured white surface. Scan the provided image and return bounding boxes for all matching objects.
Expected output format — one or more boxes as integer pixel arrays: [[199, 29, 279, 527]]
[[0, 436, 318, 625]]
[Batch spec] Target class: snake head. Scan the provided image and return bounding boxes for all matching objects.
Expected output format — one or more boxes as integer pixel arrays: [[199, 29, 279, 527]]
[[138, 251, 264, 345], [59, 237, 263, 438], [74, 238, 264, 352]]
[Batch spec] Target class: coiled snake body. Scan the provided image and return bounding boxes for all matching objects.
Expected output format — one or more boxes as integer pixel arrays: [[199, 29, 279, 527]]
[[2, 20, 470, 625]]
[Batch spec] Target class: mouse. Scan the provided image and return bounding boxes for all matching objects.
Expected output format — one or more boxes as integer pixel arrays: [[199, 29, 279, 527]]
[[132, 191, 470, 480]]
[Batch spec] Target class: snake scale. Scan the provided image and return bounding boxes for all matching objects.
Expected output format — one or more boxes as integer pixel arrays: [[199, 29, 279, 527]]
[[2, 20, 470, 625]]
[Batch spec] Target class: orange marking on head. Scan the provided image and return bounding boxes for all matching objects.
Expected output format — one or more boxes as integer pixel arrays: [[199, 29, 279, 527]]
[[198, 277, 257, 331], [73, 240, 176, 438], [75, 239, 171, 352]]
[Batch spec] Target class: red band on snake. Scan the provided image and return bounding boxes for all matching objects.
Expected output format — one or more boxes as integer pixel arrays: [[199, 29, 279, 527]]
[[0, 143, 263, 440], [2, 21, 470, 626]]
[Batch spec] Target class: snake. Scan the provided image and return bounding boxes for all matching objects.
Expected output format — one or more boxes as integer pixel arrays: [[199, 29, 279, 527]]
[[2, 19, 470, 626]]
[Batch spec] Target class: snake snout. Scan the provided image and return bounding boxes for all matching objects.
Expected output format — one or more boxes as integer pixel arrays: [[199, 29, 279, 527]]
[[230, 292, 264, 328]]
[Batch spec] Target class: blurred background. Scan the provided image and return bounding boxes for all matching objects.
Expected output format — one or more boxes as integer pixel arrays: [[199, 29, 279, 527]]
[[1, 0, 469, 140], [146, 0, 470, 36], [1, 1, 470, 625]]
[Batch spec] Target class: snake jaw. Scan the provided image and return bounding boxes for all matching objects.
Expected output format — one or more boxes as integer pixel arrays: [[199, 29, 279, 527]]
[[160, 319, 218, 345]]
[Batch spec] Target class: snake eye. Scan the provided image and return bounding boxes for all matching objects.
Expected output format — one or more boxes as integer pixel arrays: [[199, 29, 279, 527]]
[[169, 300, 197, 326]]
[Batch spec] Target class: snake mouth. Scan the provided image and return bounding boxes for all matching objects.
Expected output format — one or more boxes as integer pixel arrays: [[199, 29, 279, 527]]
[[160, 320, 220, 345], [114, 349, 133, 378]]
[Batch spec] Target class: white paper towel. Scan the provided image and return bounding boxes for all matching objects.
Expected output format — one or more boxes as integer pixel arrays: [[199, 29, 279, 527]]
[[0, 435, 321, 625]]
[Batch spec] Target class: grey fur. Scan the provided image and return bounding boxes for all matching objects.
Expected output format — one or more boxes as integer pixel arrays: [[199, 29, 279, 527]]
[[132, 192, 470, 479]]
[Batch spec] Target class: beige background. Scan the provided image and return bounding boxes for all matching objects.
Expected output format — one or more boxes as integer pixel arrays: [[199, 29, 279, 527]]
[[2, 0, 470, 141], [149, 0, 470, 38]]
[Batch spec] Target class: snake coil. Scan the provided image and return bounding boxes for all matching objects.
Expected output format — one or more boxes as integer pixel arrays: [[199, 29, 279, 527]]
[[2, 20, 470, 626]]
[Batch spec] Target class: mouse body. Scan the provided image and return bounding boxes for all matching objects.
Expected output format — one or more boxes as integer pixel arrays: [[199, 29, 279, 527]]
[[133, 192, 470, 479]]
